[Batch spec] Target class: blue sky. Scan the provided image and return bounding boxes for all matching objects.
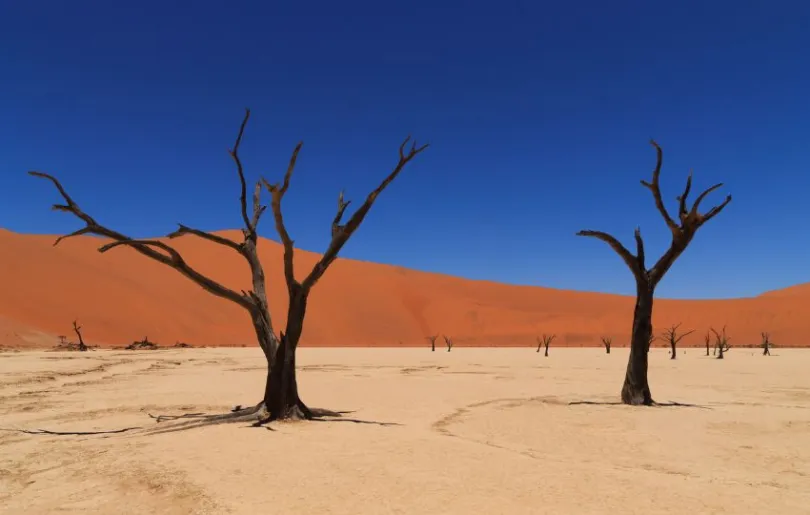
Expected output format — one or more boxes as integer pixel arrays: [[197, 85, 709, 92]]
[[1, 0, 808, 299]]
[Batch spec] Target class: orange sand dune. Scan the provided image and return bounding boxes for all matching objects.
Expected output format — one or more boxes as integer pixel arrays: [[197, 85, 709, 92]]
[[0, 228, 808, 349]]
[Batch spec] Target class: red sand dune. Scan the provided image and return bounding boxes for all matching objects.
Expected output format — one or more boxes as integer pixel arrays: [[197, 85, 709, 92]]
[[0, 228, 808, 349]]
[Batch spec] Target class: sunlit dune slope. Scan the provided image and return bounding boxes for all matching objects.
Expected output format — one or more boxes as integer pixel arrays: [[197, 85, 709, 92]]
[[0, 228, 808, 348]]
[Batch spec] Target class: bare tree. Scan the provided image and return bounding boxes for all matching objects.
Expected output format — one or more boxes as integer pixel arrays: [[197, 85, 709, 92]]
[[72, 320, 89, 352], [427, 334, 438, 352], [537, 334, 555, 357], [705, 331, 711, 356], [57, 335, 67, 346], [711, 326, 731, 359], [601, 336, 612, 354], [443, 335, 454, 352], [31, 109, 428, 422], [761, 332, 772, 356], [662, 323, 694, 360], [577, 140, 731, 405], [126, 336, 159, 350]]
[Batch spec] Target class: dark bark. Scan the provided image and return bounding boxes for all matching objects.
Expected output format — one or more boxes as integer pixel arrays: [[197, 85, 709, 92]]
[[428, 335, 438, 352], [544, 345, 549, 357], [621, 281, 654, 405], [670, 340, 676, 359], [705, 334, 711, 356], [72, 320, 88, 352], [761, 332, 771, 356], [602, 337, 612, 354], [577, 140, 731, 406]]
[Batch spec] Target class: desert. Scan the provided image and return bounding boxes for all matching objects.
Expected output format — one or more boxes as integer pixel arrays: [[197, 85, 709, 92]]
[[1, 347, 809, 514]]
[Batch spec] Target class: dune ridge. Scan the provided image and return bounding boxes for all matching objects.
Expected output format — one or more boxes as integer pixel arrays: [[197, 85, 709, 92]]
[[0, 228, 808, 349]]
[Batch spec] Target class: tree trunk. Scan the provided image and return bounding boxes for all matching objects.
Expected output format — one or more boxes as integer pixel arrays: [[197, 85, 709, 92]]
[[621, 280, 654, 405], [670, 341, 676, 360], [706, 340, 710, 356], [544, 346, 549, 357], [605, 344, 611, 354], [249, 294, 311, 422]]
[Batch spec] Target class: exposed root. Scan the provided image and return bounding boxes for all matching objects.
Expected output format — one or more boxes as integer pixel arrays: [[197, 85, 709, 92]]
[[569, 400, 712, 410], [0, 426, 141, 436]]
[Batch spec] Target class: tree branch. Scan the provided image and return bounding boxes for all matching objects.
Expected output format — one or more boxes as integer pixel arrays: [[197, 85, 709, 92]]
[[640, 140, 679, 235], [230, 108, 254, 234], [576, 230, 642, 277], [167, 224, 242, 253], [262, 143, 304, 290], [300, 136, 429, 291], [331, 191, 351, 239], [29, 172, 252, 310]]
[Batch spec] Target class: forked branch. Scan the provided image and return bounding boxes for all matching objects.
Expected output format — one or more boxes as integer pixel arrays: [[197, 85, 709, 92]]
[[577, 140, 731, 287], [261, 136, 429, 294], [29, 110, 277, 312]]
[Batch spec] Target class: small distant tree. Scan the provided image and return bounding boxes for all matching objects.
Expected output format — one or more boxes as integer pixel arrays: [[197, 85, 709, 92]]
[[577, 140, 731, 404], [126, 336, 159, 350], [662, 323, 694, 360], [72, 320, 89, 352], [711, 326, 731, 359], [537, 334, 555, 357], [761, 332, 772, 356], [426, 334, 438, 352], [601, 336, 612, 354], [704, 331, 711, 356], [58, 335, 68, 346], [443, 335, 454, 352]]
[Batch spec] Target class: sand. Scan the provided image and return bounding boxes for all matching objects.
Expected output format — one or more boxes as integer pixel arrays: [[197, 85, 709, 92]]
[[1, 229, 810, 350], [1, 347, 809, 514]]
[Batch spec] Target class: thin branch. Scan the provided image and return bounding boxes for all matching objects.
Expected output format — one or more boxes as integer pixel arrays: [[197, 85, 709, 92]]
[[331, 191, 352, 239], [30, 171, 251, 309], [640, 140, 679, 234], [230, 108, 254, 233], [676, 170, 693, 223], [300, 136, 429, 291], [167, 224, 242, 253], [262, 143, 304, 289], [576, 230, 641, 276]]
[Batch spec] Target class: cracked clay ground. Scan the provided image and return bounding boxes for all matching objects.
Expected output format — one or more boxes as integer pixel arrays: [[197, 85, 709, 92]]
[[1, 348, 809, 514]]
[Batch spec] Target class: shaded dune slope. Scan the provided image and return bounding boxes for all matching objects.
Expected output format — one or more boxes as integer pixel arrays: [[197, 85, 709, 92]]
[[0, 229, 807, 348]]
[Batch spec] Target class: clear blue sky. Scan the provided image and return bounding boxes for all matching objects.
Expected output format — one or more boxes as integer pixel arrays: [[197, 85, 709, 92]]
[[1, 1, 808, 300]]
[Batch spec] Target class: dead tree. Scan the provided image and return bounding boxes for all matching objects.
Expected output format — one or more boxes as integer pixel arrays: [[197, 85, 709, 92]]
[[72, 320, 89, 352], [662, 323, 694, 360], [761, 332, 772, 356], [537, 334, 555, 357], [577, 140, 731, 405], [126, 336, 159, 350], [711, 326, 731, 359], [31, 109, 428, 422], [705, 331, 711, 356], [601, 336, 612, 354], [57, 335, 68, 346], [427, 334, 438, 352], [444, 335, 454, 352]]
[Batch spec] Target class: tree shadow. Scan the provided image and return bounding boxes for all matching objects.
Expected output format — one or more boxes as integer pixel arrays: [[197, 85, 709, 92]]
[[568, 400, 713, 410]]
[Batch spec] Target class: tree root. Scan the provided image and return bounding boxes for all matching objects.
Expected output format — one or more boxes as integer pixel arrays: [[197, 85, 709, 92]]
[[0, 426, 141, 436]]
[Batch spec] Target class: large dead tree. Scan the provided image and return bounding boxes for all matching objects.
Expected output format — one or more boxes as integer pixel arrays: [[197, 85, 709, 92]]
[[31, 109, 428, 422], [537, 334, 555, 357], [577, 140, 731, 405], [761, 332, 772, 356], [662, 323, 694, 360]]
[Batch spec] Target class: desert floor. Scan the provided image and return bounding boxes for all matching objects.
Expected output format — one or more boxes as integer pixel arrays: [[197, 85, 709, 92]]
[[1, 347, 809, 514]]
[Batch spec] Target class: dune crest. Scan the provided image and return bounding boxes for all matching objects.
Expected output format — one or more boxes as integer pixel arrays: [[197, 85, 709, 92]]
[[0, 229, 808, 348]]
